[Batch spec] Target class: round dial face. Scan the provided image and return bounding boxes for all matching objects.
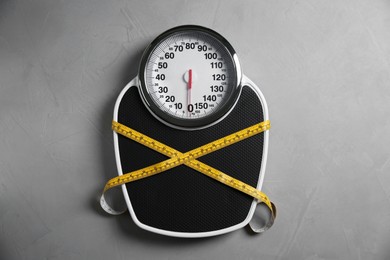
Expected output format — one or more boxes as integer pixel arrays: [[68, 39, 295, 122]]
[[139, 26, 242, 128]]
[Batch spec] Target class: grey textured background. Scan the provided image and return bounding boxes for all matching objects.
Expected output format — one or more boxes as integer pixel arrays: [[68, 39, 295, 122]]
[[1, 0, 390, 259]]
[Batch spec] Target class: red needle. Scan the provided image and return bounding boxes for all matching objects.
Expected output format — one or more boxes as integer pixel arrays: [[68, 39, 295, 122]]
[[187, 69, 192, 116], [188, 69, 192, 89]]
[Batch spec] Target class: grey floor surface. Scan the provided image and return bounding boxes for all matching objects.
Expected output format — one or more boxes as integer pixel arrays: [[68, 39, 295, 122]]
[[1, 0, 390, 259]]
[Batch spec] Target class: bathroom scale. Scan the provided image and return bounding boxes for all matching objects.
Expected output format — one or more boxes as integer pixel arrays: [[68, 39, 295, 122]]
[[100, 25, 276, 238]]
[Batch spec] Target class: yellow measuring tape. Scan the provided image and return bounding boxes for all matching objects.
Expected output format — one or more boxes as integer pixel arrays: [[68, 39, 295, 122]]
[[100, 120, 276, 233]]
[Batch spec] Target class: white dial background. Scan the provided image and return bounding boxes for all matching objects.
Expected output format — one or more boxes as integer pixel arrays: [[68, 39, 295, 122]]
[[144, 32, 236, 119]]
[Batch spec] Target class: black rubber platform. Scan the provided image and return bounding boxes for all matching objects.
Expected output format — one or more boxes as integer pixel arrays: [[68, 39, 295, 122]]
[[117, 85, 264, 233]]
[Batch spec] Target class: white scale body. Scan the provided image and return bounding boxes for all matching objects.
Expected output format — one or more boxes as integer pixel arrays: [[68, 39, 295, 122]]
[[111, 25, 271, 237]]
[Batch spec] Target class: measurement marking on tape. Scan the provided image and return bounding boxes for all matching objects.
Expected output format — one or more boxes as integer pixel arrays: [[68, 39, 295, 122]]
[[101, 120, 275, 231]]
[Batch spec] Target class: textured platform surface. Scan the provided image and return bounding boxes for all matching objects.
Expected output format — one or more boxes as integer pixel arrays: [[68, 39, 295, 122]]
[[117, 86, 264, 233]]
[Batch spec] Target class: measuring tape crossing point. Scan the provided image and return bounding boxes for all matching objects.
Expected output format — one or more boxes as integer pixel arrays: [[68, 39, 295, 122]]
[[101, 120, 276, 232]]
